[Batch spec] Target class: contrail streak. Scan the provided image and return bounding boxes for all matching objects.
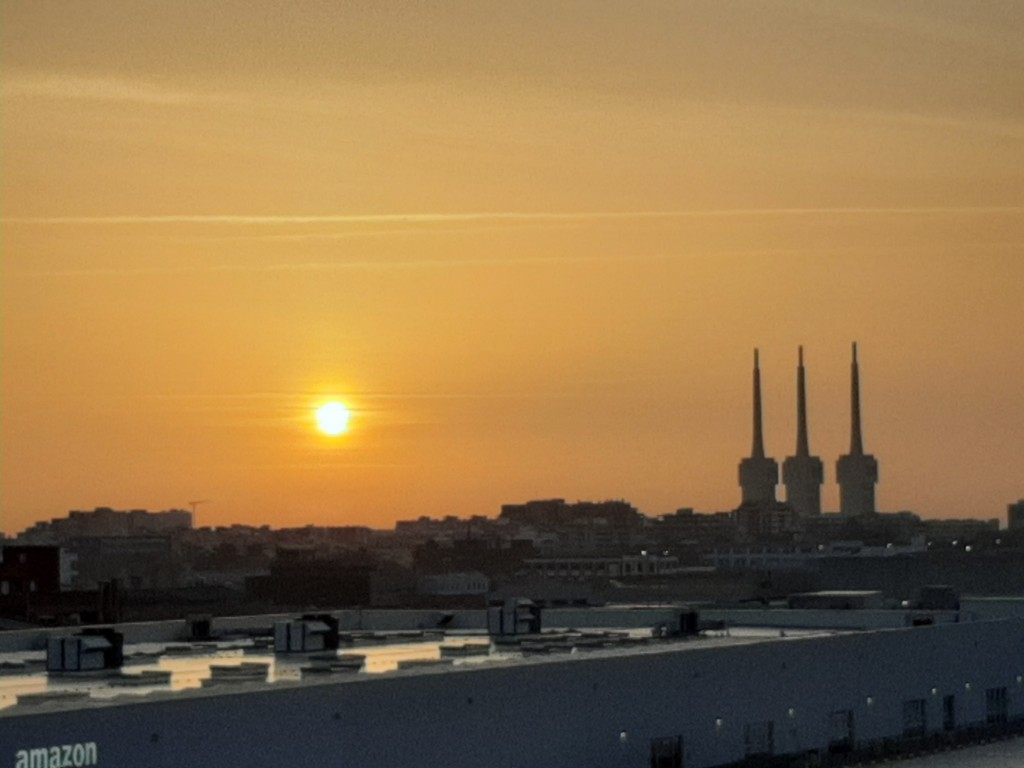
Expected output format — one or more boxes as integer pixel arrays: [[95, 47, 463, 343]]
[[4, 207, 1023, 226], [13, 240, 1022, 278]]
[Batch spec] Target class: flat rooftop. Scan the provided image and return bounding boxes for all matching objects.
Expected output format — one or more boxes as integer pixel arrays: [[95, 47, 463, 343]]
[[0, 622, 840, 717]]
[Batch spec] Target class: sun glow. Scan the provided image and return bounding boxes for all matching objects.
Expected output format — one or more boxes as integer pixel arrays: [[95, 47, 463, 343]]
[[315, 401, 350, 436]]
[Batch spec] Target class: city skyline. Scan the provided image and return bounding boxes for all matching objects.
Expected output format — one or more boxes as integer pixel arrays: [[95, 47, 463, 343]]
[[3, 2, 1023, 534]]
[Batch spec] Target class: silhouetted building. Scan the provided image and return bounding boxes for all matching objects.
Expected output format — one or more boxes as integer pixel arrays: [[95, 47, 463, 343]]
[[499, 499, 568, 527], [523, 553, 680, 580], [738, 349, 779, 506], [248, 548, 375, 607], [66, 536, 185, 590], [416, 571, 490, 597], [836, 343, 878, 516], [656, 508, 737, 545], [921, 517, 999, 544], [413, 538, 536, 579], [18, 507, 191, 543], [734, 502, 802, 542], [1009, 500, 1024, 530], [498, 499, 644, 554], [247, 548, 415, 609], [0, 546, 61, 609], [275, 525, 374, 550], [782, 346, 824, 516], [0, 545, 122, 625]]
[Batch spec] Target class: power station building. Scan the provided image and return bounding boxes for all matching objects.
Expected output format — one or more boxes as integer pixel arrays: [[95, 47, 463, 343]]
[[738, 343, 879, 517]]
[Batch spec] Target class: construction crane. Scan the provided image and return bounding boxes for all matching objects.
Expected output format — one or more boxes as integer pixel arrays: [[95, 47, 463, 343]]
[[187, 500, 210, 528]]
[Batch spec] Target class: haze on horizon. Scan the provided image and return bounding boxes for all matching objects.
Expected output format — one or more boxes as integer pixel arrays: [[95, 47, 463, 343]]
[[2, 1, 1023, 535]]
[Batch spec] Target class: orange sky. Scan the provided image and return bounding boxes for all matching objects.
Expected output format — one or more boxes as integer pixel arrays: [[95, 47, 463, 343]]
[[2, 2, 1023, 534]]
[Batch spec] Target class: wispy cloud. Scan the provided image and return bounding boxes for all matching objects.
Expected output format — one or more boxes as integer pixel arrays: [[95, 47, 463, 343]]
[[12, 254, 679, 278], [5, 207, 1024, 227], [142, 390, 576, 402], [7, 208, 1021, 278], [14, 241, 1023, 280], [2, 73, 199, 105]]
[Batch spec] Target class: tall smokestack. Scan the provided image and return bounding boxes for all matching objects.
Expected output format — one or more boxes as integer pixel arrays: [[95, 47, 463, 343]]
[[796, 346, 809, 457], [752, 348, 765, 459], [739, 348, 778, 506], [849, 342, 864, 455], [836, 341, 878, 516], [783, 346, 823, 516]]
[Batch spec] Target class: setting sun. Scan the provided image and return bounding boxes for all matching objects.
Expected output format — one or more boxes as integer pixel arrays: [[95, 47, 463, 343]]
[[315, 401, 350, 436]]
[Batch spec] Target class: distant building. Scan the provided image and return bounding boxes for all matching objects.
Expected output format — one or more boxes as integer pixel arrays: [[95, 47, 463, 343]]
[[523, 553, 680, 580], [18, 507, 192, 543], [413, 538, 536, 580], [65, 536, 185, 590], [499, 499, 644, 555], [734, 503, 802, 542], [416, 571, 490, 597], [921, 518, 1000, 542], [0, 545, 121, 625], [656, 508, 736, 545], [1009, 500, 1024, 530], [500, 499, 641, 528], [0, 546, 61, 603], [707, 537, 927, 571], [247, 548, 415, 609]]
